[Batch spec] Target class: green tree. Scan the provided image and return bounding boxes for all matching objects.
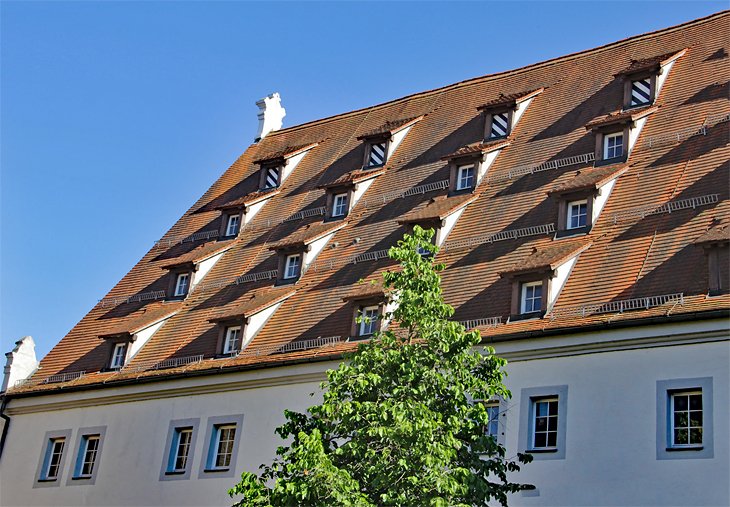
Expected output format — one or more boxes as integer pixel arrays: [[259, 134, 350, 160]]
[[230, 226, 532, 506]]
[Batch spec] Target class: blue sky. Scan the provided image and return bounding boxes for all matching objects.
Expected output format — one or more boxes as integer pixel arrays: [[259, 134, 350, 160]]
[[1, 1, 725, 360]]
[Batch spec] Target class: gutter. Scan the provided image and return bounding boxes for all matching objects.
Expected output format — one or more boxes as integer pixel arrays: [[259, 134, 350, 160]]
[[0, 395, 10, 461]]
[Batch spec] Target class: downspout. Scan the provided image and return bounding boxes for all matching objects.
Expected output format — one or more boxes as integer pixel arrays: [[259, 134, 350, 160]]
[[0, 395, 10, 461]]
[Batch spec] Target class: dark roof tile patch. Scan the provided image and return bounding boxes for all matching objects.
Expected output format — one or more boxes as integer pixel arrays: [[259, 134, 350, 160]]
[[356, 116, 423, 140], [442, 139, 511, 160], [216, 189, 280, 210], [253, 142, 318, 164], [269, 221, 347, 251], [209, 287, 297, 322], [160, 240, 234, 270], [548, 164, 629, 195], [99, 303, 181, 338], [500, 239, 593, 277], [585, 105, 658, 129], [476, 88, 544, 110], [318, 168, 386, 189], [693, 222, 730, 245], [398, 194, 478, 223], [615, 49, 687, 76]]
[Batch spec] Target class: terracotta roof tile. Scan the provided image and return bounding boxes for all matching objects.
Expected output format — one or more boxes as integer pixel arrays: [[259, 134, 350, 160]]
[[548, 164, 629, 195], [398, 194, 478, 223], [500, 239, 593, 277], [209, 287, 297, 322], [318, 167, 386, 189], [268, 221, 347, 250], [441, 139, 510, 161], [615, 49, 687, 76], [693, 222, 730, 245], [216, 189, 280, 210], [342, 279, 386, 302], [585, 105, 658, 129], [98, 302, 181, 338], [160, 240, 234, 270], [356, 116, 423, 140], [253, 142, 318, 164], [476, 88, 544, 110]]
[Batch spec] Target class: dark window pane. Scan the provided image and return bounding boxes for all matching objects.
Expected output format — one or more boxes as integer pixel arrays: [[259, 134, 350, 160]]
[[689, 411, 702, 427], [689, 394, 702, 410], [674, 395, 688, 411], [690, 428, 703, 445], [534, 433, 547, 448], [547, 432, 557, 447], [547, 416, 558, 431], [674, 428, 688, 445], [536, 402, 548, 417], [674, 412, 688, 428], [535, 417, 547, 431], [548, 401, 558, 416]]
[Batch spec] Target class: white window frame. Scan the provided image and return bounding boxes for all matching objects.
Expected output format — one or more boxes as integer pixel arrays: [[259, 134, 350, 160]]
[[456, 164, 475, 191], [656, 377, 713, 460], [531, 397, 559, 450], [174, 273, 190, 297], [332, 193, 349, 217], [358, 305, 379, 336], [225, 214, 240, 237], [211, 424, 237, 470], [171, 427, 193, 472], [520, 281, 543, 314], [110, 342, 128, 369], [284, 254, 301, 280], [567, 200, 588, 230], [669, 390, 703, 448], [222, 326, 241, 355], [484, 402, 500, 439], [604, 132, 624, 160], [75, 435, 100, 478], [41, 437, 66, 481]]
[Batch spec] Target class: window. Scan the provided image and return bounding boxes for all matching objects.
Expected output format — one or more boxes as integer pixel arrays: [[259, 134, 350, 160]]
[[485, 403, 500, 439], [456, 165, 475, 191], [170, 427, 193, 473], [75, 435, 100, 478], [174, 273, 190, 297], [520, 281, 543, 314], [490, 112, 510, 138], [657, 377, 713, 460], [225, 214, 240, 237], [358, 306, 379, 336], [40, 438, 66, 481], [532, 398, 559, 449], [222, 326, 241, 355], [109, 342, 127, 369], [366, 141, 387, 168], [262, 165, 280, 189], [211, 424, 236, 470], [332, 193, 349, 217], [630, 77, 652, 106], [567, 200, 588, 230], [284, 254, 301, 280], [670, 391, 703, 448], [604, 132, 624, 160]]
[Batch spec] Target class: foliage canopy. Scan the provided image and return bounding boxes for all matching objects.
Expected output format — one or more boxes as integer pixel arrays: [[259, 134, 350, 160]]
[[230, 226, 532, 506]]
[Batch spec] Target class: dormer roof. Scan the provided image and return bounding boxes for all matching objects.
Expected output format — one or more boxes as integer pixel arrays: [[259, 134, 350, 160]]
[[318, 167, 386, 190], [215, 189, 280, 211], [548, 164, 629, 196], [208, 287, 297, 323], [585, 105, 658, 130], [160, 240, 234, 270], [500, 239, 592, 278], [356, 116, 423, 140], [342, 279, 386, 302], [268, 221, 347, 251], [614, 49, 687, 77], [98, 303, 181, 339], [693, 222, 730, 246], [253, 142, 319, 165], [476, 88, 544, 111], [441, 139, 511, 161], [398, 194, 478, 224]]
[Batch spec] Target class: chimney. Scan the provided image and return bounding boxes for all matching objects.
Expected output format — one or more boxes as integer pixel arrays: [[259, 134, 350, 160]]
[[255, 92, 286, 142]]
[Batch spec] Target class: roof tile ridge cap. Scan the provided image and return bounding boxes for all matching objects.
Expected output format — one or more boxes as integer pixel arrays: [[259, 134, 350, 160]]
[[264, 12, 726, 139]]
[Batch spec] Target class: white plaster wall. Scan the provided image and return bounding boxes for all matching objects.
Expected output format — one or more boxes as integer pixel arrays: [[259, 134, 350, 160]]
[[281, 151, 307, 183], [303, 232, 336, 271], [387, 125, 413, 160], [592, 178, 617, 224], [242, 301, 285, 350], [548, 255, 578, 312], [477, 149, 501, 184], [435, 207, 466, 248], [128, 319, 169, 360], [512, 96, 534, 128], [1, 324, 727, 507], [656, 60, 676, 96], [243, 198, 267, 224], [628, 117, 648, 155], [352, 178, 376, 209], [191, 251, 226, 290], [2, 336, 38, 392]]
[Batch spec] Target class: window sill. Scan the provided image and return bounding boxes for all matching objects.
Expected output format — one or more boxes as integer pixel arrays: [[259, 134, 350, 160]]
[[509, 311, 544, 322], [164, 470, 187, 475], [555, 227, 589, 239], [623, 101, 654, 111], [666, 446, 704, 452], [71, 475, 93, 481], [204, 467, 230, 473], [37, 478, 58, 483], [595, 155, 627, 167], [527, 448, 558, 453]]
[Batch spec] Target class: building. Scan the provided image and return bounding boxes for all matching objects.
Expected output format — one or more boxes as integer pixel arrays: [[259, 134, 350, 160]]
[[1, 11, 728, 506]]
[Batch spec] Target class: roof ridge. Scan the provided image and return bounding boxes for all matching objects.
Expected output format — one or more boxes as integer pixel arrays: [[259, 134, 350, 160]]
[[263, 10, 728, 138]]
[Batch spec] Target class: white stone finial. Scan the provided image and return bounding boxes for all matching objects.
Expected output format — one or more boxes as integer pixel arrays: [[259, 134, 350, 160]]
[[2, 336, 39, 392], [255, 92, 286, 142]]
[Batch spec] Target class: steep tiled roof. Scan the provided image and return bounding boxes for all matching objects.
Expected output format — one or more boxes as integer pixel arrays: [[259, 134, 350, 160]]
[[318, 168, 386, 189], [476, 88, 544, 110], [615, 49, 687, 76], [693, 222, 730, 245], [548, 164, 629, 195], [98, 303, 181, 338], [10, 12, 730, 396], [253, 142, 319, 164], [216, 189, 280, 210], [356, 116, 423, 139], [398, 194, 478, 223], [209, 287, 297, 322], [585, 105, 658, 129], [160, 240, 234, 270], [500, 239, 592, 277], [268, 221, 347, 250], [441, 139, 511, 160]]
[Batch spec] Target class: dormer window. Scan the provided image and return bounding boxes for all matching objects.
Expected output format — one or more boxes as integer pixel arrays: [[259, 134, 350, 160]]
[[174, 273, 190, 297], [109, 342, 128, 369], [222, 326, 241, 355], [548, 164, 628, 237], [342, 280, 391, 340], [604, 132, 624, 160], [332, 193, 349, 218], [456, 165, 475, 191], [693, 223, 729, 296], [616, 49, 686, 110], [261, 164, 281, 190], [398, 194, 478, 249], [358, 306, 379, 336], [478, 88, 544, 141], [225, 214, 241, 237], [567, 200, 588, 230], [489, 111, 511, 139], [366, 140, 387, 168], [500, 240, 591, 320], [629, 77, 652, 107], [283, 254, 301, 280], [254, 142, 318, 191]]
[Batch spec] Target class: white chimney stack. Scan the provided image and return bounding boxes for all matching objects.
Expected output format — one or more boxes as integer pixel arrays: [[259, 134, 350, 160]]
[[255, 92, 286, 142]]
